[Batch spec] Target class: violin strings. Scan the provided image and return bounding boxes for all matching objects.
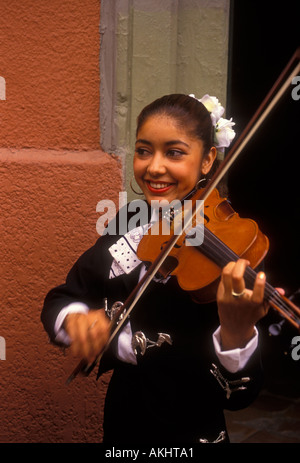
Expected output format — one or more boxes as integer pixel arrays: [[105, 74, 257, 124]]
[[197, 227, 300, 326]]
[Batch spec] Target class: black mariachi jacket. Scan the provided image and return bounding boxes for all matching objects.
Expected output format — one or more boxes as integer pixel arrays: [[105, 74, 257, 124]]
[[41, 204, 263, 444]]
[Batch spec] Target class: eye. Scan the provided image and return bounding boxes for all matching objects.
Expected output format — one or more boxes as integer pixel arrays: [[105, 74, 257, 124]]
[[167, 149, 185, 158], [135, 147, 151, 157]]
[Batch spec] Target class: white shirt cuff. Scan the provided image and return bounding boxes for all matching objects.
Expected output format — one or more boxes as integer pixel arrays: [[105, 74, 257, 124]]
[[54, 302, 89, 345], [212, 326, 258, 373], [116, 321, 137, 365]]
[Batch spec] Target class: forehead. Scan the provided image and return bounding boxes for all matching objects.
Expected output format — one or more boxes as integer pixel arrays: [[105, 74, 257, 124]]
[[136, 114, 204, 156], [137, 114, 192, 140]]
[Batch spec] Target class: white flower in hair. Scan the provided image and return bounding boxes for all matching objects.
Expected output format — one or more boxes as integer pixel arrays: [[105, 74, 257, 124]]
[[189, 93, 236, 150], [215, 117, 236, 149], [198, 94, 224, 125]]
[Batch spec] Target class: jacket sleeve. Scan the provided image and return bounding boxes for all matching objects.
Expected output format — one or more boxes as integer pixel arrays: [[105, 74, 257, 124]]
[[209, 335, 264, 411], [41, 236, 111, 344]]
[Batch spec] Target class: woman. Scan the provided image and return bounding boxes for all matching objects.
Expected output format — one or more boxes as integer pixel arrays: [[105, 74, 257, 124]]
[[41, 94, 269, 443]]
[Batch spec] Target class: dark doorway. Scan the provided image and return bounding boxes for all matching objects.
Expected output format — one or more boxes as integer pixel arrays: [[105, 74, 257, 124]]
[[227, 0, 300, 395], [227, 0, 300, 295]]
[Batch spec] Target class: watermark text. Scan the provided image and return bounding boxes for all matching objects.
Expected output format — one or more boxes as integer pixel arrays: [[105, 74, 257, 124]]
[[291, 76, 300, 101], [0, 76, 6, 100], [96, 192, 204, 246], [0, 336, 6, 360], [291, 336, 300, 361]]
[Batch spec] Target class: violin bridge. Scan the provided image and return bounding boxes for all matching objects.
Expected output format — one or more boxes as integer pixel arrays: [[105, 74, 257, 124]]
[[157, 256, 178, 279]]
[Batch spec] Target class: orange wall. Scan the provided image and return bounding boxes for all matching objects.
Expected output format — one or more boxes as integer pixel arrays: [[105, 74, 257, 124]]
[[0, 0, 101, 150], [0, 1, 122, 442]]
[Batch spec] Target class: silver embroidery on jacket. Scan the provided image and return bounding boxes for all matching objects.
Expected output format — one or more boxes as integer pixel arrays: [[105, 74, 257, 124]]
[[210, 363, 250, 399], [132, 331, 173, 356], [199, 430, 226, 443]]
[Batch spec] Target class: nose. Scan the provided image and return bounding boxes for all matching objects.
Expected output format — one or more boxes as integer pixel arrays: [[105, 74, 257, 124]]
[[147, 152, 167, 177]]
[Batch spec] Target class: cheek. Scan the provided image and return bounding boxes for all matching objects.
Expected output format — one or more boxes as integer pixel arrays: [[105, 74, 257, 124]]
[[178, 162, 200, 188], [133, 158, 143, 177]]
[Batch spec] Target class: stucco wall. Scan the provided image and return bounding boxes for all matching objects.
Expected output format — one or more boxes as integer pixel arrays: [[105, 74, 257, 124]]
[[0, 1, 122, 442], [0, 0, 101, 150], [0, 0, 231, 443]]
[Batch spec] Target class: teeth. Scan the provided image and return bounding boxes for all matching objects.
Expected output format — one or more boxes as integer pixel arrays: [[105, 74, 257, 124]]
[[149, 182, 169, 189]]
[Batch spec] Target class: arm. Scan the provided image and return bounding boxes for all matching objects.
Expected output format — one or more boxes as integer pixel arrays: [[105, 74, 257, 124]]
[[212, 325, 258, 373], [208, 258, 277, 409], [41, 237, 111, 362]]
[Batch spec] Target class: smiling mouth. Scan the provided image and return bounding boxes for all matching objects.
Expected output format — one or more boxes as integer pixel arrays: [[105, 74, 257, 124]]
[[145, 180, 174, 193]]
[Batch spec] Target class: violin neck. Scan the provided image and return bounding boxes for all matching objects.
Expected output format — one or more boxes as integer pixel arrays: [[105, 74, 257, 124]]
[[197, 226, 300, 330]]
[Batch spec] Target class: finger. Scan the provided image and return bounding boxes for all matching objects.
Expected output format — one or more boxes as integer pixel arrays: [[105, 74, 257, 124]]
[[231, 259, 250, 295], [251, 271, 266, 304], [221, 261, 236, 295], [221, 259, 250, 297], [88, 321, 108, 357], [65, 314, 84, 355], [86, 311, 110, 360], [275, 287, 285, 296], [73, 316, 91, 360]]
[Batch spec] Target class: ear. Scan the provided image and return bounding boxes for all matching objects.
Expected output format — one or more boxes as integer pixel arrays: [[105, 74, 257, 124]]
[[201, 147, 217, 175]]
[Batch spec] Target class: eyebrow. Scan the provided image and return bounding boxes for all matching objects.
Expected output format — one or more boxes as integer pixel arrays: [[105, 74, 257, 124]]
[[135, 138, 190, 148]]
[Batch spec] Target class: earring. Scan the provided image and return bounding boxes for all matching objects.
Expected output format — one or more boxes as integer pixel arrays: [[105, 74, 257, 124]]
[[130, 177, 144, 196], [195, 178, 207, 189]]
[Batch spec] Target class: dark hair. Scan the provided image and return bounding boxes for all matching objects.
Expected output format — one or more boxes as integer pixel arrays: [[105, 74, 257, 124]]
[[136, 94, 227, 194], [136, 94, 214, 156]]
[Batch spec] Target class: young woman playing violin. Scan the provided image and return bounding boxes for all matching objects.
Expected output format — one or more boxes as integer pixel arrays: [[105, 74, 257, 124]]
[[42, 94, 277, 443]]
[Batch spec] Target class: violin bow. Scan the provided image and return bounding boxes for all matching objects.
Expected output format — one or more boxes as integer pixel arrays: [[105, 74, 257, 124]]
[[67, 48, 300, 384]]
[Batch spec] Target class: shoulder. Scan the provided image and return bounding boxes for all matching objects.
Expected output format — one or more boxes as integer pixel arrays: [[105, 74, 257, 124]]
[[76, 199, 150, 276], [103, 200, 151, 236]]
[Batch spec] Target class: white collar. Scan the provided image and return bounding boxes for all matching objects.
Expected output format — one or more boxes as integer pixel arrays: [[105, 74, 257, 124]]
[[108, 209, 159, 278]]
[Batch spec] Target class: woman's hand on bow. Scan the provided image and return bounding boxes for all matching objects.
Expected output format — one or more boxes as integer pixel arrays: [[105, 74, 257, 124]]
[[64, 309, 110, 363]]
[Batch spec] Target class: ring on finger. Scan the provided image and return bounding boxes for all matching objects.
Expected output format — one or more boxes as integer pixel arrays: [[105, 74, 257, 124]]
[[231, 289, 245, 298]]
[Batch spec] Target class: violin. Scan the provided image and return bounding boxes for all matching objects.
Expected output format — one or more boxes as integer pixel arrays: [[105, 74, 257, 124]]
[[137, 187, 300, 328], [66, 47, 300, 384], [137, 187, 269, 303]]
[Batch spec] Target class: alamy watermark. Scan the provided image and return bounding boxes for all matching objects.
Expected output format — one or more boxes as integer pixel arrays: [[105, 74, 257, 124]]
[[0, 78, 7, 360], [0, 336, 6, 360], [0, 76, 6, 100], [291, 76, 300, 101], [96, 191, 204, 246], [291, 336, 300, 361]]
